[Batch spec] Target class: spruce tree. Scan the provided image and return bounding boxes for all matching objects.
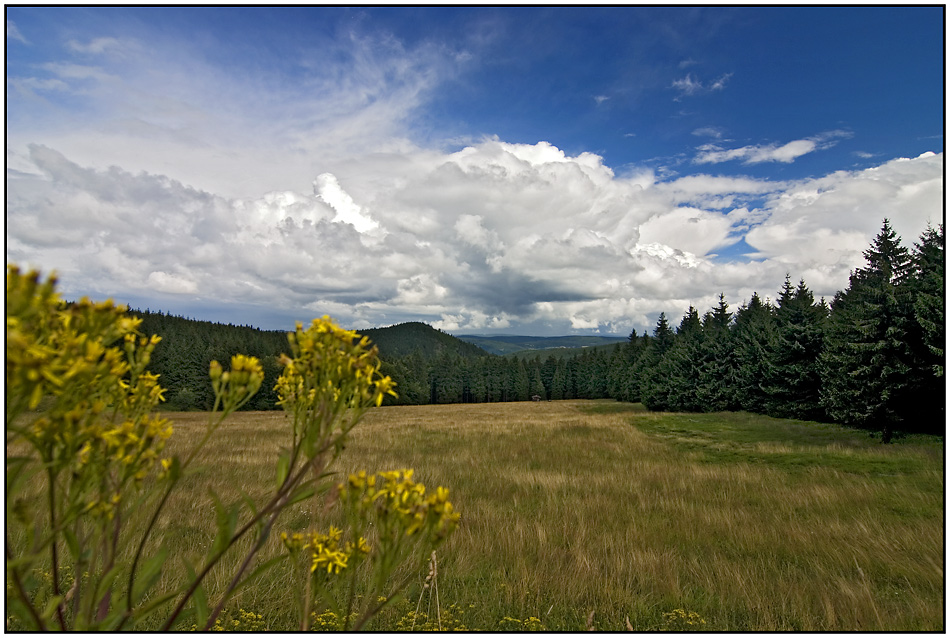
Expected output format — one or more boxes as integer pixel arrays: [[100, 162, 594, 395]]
[[732, 293, 776, 413], [661, 307, 703, 412], [820, 219, 915, 441], [762, 276, 828, 420], [640, 312, 676, 411], [551, 359, 569, 400], [904, 224, 945, 429], [639, 313, 676, 411], [619, 331, 649, 403], [696, 294, 737, 412]]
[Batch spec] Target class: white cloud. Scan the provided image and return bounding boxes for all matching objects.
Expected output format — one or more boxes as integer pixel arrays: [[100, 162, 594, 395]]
[[9, 136, 942, 336], [66, 36, 128, 55], [6, 25, 459, 200], [672, 72, 732, 99], [745, 152, 944, 274], [692, 126, 724, 139], [695, 130, 851, 165], [314, 173, 379, 234], [7, 19, 28, 44], [671, 73, 703, 96], [147, 271, 199, 294], [4, 20, 942, 335]]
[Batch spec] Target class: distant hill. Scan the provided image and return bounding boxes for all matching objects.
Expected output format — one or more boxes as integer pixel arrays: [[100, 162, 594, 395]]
[[506, 342, 627, 361], [357, 322, 490, 361], [456, 334, 627, 356]]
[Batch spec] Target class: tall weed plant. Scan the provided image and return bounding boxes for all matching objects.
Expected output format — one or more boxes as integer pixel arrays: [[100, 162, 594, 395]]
[[5, 265, 459, 631]]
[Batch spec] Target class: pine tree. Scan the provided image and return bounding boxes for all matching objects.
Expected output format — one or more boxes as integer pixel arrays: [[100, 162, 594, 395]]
[[618, 332, 649, 403], [820, 220, 915, 441], [528, 359, 546, 399], [660, 307, 703, 412], [732, 293, 776, 413], [551, 359, 569, 400], [639, 313, 676, 411], [540, 355, 558, 400], [904, 224, 945, 429], [513, 359, 531, 401], [696, 294, 737, 412], [761, 277, 828, 420]]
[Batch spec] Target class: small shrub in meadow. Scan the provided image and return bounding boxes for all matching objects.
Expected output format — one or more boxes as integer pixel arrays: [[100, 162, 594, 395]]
[[5, 264, 457, 631]]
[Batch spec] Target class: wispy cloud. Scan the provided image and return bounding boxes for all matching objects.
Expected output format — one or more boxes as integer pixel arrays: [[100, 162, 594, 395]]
[[671, 72, 732, 100], [6, 23, 462, 199], [694, 130, 852, 165], [66, 36, 128, 55], [692, 126, 724, 139], [6, 19, 28, 44]]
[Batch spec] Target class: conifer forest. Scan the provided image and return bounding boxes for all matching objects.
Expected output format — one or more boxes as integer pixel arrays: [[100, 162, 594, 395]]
[[134, 220, 944, 439]]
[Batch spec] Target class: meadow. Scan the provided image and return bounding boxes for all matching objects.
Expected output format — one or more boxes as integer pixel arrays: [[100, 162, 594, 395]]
[[9, 400, 943, 631], [133, 399, 944, 631]]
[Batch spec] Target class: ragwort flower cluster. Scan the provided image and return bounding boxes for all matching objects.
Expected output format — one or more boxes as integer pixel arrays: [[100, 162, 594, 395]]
[[6, 266, 173, 519], [281, 526, 371, 576], [275, 316, 396, 459], [339, 469, 461, 548]]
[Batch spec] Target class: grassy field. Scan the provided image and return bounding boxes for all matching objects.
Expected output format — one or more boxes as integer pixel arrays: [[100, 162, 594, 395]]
[[10, 400, 944, 630]]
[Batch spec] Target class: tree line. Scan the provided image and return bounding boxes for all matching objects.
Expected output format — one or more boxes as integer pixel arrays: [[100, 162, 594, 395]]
[[607, 220, 944, 440], [131, 220, 943, 439]]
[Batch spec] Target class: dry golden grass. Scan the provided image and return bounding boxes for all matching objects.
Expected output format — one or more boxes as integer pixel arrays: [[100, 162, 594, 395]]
[[9, 400, 943, 630]]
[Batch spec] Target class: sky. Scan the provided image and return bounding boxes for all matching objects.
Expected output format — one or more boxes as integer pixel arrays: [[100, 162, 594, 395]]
[[5, 6, 945, 336]]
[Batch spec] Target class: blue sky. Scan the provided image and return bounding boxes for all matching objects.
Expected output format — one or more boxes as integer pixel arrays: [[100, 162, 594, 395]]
[[6, 7, 944, 335]]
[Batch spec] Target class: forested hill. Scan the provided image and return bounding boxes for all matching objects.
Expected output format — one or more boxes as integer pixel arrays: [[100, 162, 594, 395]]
[[457, 334, 627, 356], [123, 219, 943, 440], [126, 311, 491, 410], [131, 309, 289, 410], [357, 322, 489, 360]]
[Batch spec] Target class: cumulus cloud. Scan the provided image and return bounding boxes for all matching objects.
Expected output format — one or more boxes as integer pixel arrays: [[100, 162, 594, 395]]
[[6, 139, 942, 336], [314, 174, 379, 234], [4, 19, 942, 335], [744, 151, 944, 292]]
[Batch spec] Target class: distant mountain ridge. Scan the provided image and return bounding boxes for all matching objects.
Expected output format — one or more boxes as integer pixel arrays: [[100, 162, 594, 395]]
[[455, 334, 628, 356]]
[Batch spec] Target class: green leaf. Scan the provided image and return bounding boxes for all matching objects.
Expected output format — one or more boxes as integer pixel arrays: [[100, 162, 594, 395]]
[[132, 545, 168, 605], [240, 489, 259, 517], [5, 594, 43, 630], [183, 559, 209, 630], [167, 455, 182, 482], [286, 482, 316, 507], [62, 528, 80, 562], [40, 595, 65, 626], [209, 490, 240, 557], [301, 427, 319, 459], [127, 590, 180, 629], [92, 565, 122, 615], [275, 449, 291, 489]]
